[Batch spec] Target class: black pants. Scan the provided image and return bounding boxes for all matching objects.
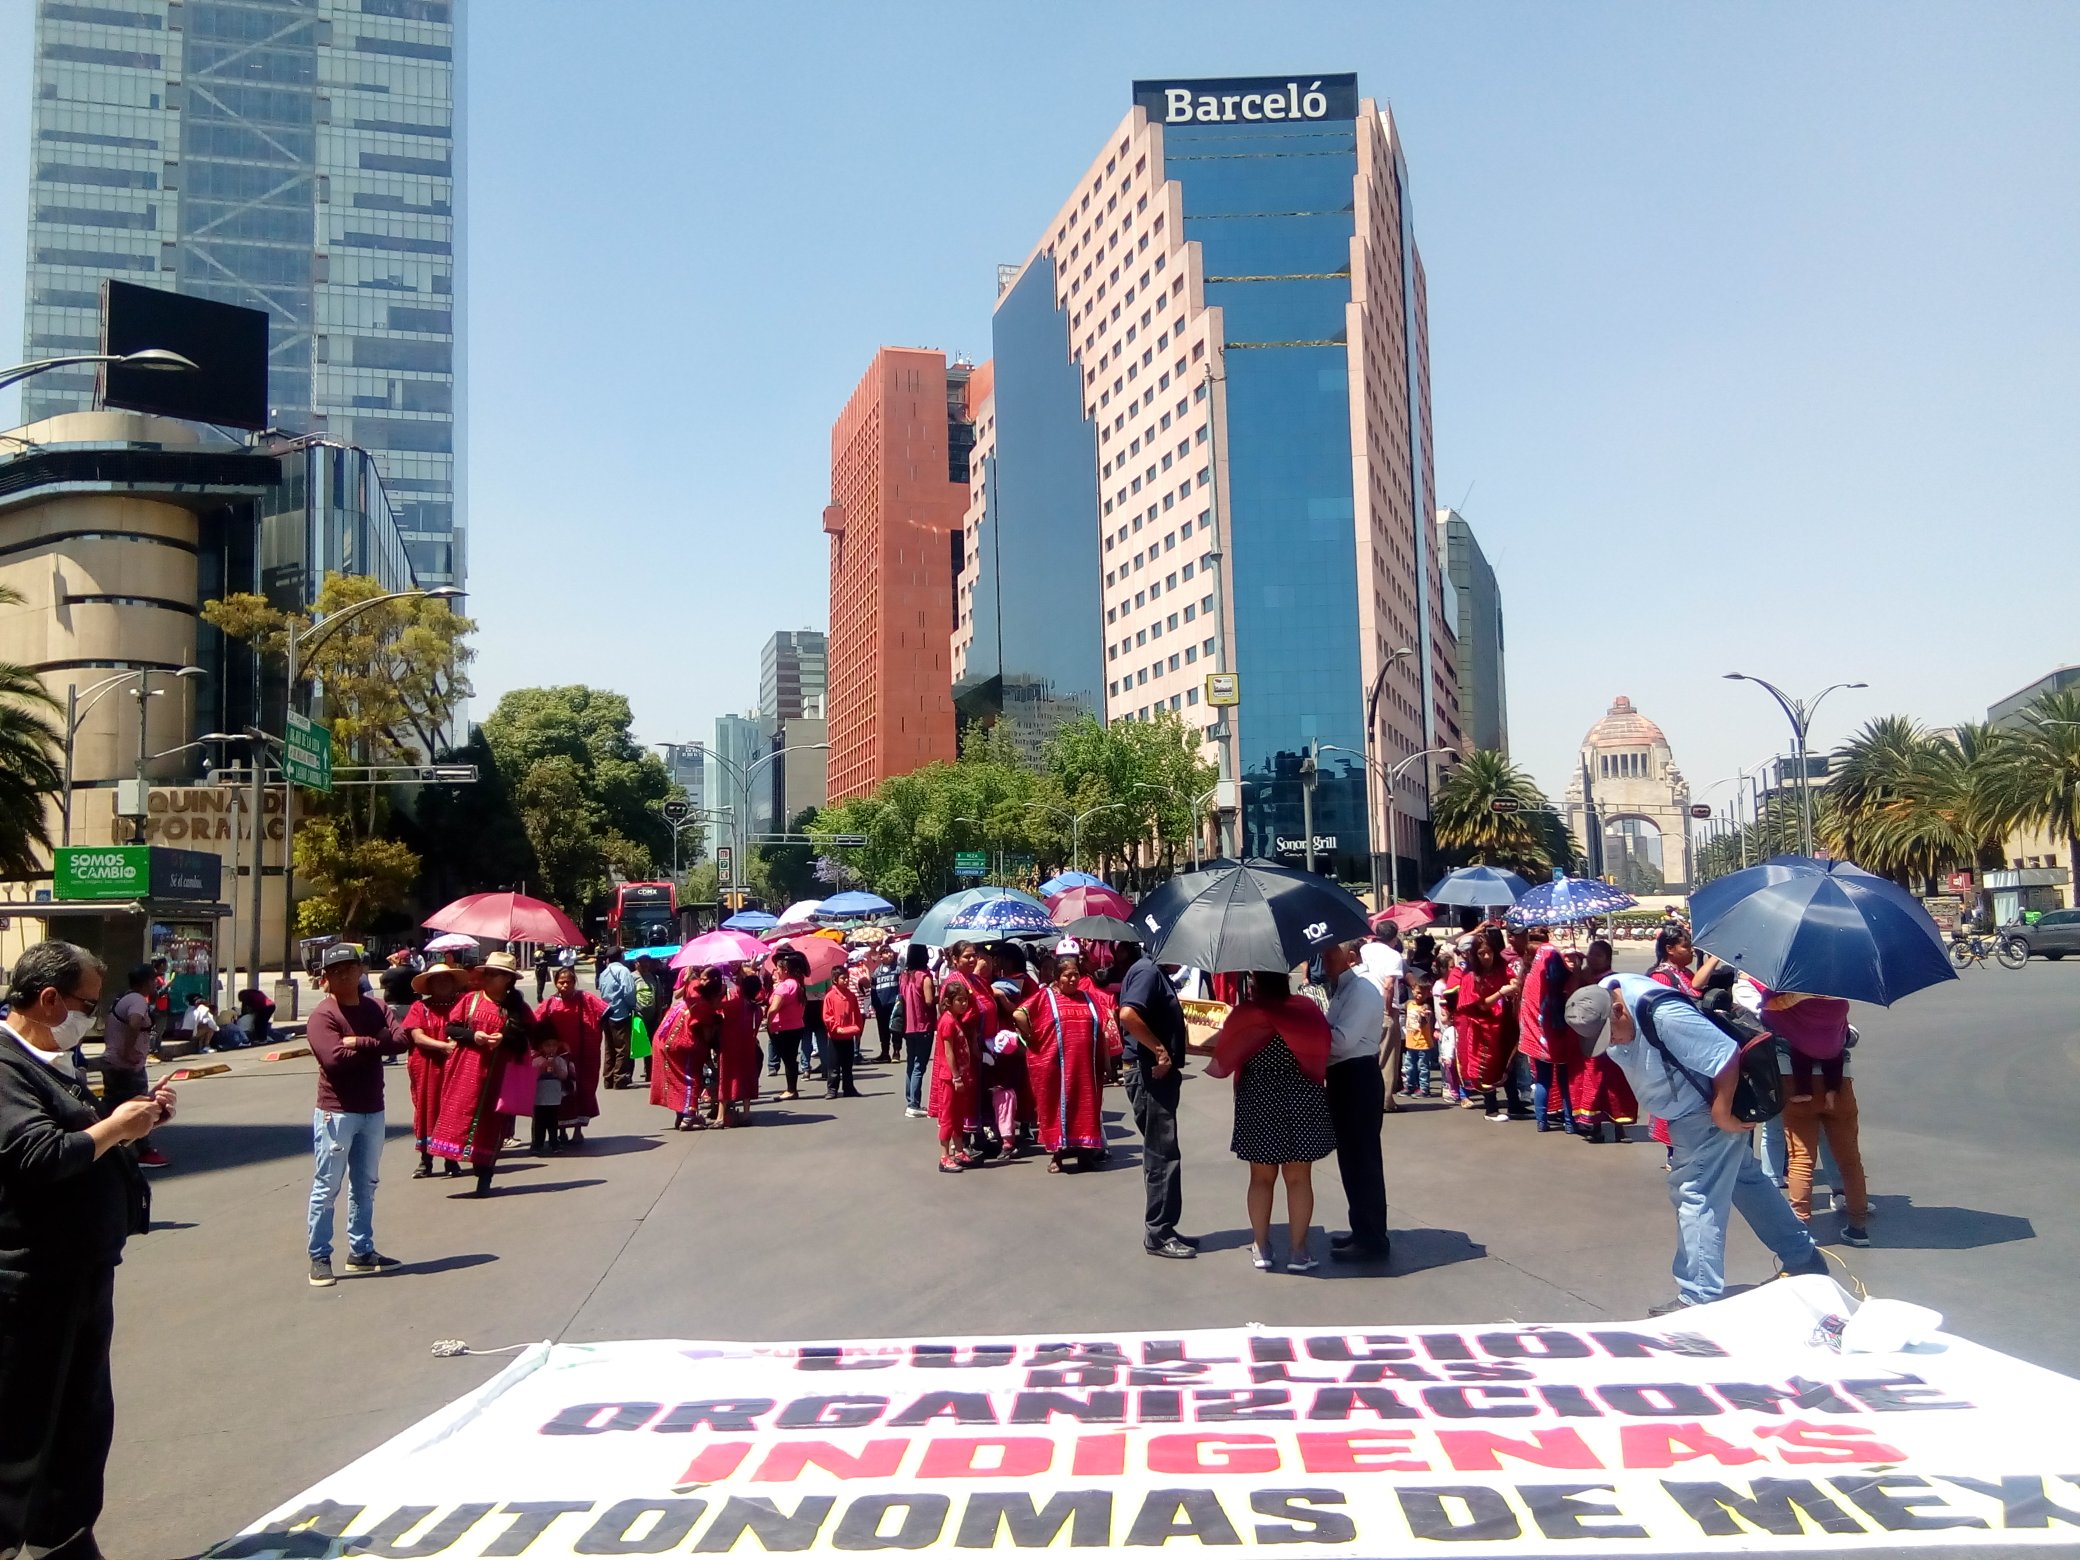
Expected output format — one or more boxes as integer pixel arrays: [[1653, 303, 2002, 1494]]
[[530, 1106, 565, 1154], [1127, 1072, 1183, 1247], [872, 1001, 899, 1060], [770, 1027, 806, 1092], [0, 1268, 116, 1555], [1326, 1056, 1390, 1248], [824, 1035, 857, 1096]]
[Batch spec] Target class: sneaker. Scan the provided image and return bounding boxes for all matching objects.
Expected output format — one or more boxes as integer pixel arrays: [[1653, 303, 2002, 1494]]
[[308, 1258, 336, 1288], [937, 1156, 963, 1174], [1839, 1225, 1871, 1248], [137, 1147, 170, 1168], [904, 1107, 927, 1119], [1251, 1245, 1274, 1271], [1285, 1252, 1320, 1274], [1780, 1251, 1831, 1278], [1484, 1110, 1511, 1122], [344, 1250, 400, 1273], [1330, 1238, 1391, 1264]]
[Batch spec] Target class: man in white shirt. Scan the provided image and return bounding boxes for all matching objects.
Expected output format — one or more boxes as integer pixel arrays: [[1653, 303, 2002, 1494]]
[[1358, 929, 1406, 1105], [1323, 939, 1390, 1262], [177, 993, 219, 1054]]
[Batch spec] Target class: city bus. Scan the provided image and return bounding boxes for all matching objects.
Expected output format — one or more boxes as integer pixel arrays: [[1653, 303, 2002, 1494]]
[[608, 881, 677, 949]]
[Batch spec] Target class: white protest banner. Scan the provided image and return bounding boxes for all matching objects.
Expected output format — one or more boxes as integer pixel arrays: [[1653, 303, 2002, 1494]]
[[210, 1279, 2080, 1556]]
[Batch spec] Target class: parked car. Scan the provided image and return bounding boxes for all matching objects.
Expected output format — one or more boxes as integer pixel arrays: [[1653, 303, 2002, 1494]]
[[2000, 908, 2080, 960]]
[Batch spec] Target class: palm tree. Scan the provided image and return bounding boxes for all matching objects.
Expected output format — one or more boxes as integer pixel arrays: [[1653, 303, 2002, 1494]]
[[0, 585, 65, 880], [1989, 689, 2080, 902], [1820, 716, 2019, 894], [1433, 749, 1557, 875]]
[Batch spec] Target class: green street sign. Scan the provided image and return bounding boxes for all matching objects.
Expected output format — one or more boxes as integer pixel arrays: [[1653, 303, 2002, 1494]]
[[285, 710, 334, 794], [953, 851, 987, 877], [1004, 852, 1035, 872], [54, 845, 150, 901]]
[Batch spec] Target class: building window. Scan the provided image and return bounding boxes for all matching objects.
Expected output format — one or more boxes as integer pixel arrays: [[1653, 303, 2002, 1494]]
[[1187, 688, 1199, 705], [1183, 604, 1196, 623], [1186, 645, 1199, 664]]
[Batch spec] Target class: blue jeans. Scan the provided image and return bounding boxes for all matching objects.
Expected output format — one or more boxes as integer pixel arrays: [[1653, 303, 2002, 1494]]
[[1530, 1059, 1574, 1130], [903, 1032, 931, 1110], [1666, 1112, 1818, 1305], [1401, 1047, 1433, 1095], [308, 1109, 385, 1261]]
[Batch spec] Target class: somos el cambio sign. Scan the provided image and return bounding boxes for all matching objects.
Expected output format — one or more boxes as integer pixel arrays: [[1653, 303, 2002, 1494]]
[[54, 845, 150, 901], [1132, 73, 1358, 126]]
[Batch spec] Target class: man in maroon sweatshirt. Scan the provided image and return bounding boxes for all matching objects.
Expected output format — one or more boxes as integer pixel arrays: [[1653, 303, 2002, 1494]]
[[306, 944, 407, 1288]]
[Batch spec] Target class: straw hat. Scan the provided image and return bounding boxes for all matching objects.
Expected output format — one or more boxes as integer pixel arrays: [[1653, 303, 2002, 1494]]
[[410, 960, 469, 995], [479, 951, 522, 979]]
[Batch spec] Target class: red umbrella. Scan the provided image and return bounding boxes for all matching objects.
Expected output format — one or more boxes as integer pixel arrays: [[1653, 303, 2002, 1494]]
[[1048, 884, 1135, 926], [424, 891, 584, 946], [771, 936, 849, 983], [1372, 900, 1443, 934]]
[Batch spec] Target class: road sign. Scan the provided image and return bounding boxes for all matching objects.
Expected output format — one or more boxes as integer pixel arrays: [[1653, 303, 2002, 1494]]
[[1205, 672, 1240, 707], [829, 833, 868, 848], [1004, 852, 1034, 872], [661, 799, 691, 824], [716, 846, 734, 881], [954, 851, 987, 877], [1490, 799, 1521, 813], [284, 711, 333, 794], [1689, 804, 1713, 819]]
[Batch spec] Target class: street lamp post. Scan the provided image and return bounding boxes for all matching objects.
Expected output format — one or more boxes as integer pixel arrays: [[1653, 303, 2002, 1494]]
[[0, 347, 198, 396], [59, 665, 206, 845], [280, 586, 464, 982], [1362, 645, 1417, 906], [1035, 802, 1126, 874], [1723, 675, 1868, 858], [1322, 741, 1455, 906], [678, 742, 831, 898], [1132, 781, 1221, 870]]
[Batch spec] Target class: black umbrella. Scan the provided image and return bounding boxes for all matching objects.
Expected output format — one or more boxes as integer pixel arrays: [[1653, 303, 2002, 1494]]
[[1060, 914, 1138, 942], [1127, 857, 1251, 945], [1138, 861, 1371, 973]]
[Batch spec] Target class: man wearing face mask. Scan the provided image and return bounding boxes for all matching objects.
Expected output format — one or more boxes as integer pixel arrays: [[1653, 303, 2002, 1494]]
[[0, 939, 177, 1560]]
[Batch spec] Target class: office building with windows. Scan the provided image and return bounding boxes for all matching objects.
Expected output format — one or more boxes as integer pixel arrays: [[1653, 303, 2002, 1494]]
[[956, 74, 1457, 883], [1438, 508, 1507, 755], [825, 348, 972, 802], [22, 0, 465, 587], [759, 629, 826, 724]]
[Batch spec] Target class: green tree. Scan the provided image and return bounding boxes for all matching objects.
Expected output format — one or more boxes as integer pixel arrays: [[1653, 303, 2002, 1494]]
[[1989, 688, 2080, 903], [0, 585, 64, 880], [1042, 712, 1214, 881], [1433, 749, 1559, 876], [479, 686, 672, 909], [292, 815, 419, 935], [1820, 716, 2018, 892]]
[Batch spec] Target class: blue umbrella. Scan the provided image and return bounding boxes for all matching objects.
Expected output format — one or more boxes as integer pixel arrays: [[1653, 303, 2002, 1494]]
[[1504, 875, 1638, 928], [1038, 870, 1107, 896], [721, 910, 777, 932], [912, 886, 1050, 948], [1690, 854, 1956, 1006], [624, 944, 682, 962], [815, 890, 895, 918], [1427, 865, 1533, 908], [946, 896, 1059, 938]]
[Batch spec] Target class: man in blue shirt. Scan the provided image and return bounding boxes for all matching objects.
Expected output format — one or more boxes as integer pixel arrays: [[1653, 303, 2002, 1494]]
[[596, 950, 637, 1090], [1568, 975, 1823, 1314], [1116, 942, 1195, 1260]]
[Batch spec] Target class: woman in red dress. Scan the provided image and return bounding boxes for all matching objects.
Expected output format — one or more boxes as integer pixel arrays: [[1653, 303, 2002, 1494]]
[[650, 968, 719, 1129], [536, 964, 605, 1145], [709, 966, 764, 1127], [402, 960, 469, 1178], [1015, 948, 1111, 1171], [1448, 933, 1518, 1117], [930, 980, 984, 1172], [425, 969, 511, 1197], [1565, 939, 1637, 1142]]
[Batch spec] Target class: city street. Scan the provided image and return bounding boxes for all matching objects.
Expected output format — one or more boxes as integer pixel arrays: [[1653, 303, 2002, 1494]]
[[106, 957, 2080, 1559]]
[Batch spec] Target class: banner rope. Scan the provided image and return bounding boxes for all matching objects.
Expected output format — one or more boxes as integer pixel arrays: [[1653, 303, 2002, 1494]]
[[430, 1339, 535, 1358]]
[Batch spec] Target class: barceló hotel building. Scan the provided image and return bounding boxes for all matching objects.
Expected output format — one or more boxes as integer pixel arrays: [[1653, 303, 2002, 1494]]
[[954, 73, 1459, 883]]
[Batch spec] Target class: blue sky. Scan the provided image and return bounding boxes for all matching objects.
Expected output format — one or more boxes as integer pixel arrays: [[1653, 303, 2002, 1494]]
[[3, 2, 2075, 835]]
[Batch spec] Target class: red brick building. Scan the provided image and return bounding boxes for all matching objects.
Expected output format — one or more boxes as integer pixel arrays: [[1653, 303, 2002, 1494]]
[[824, 348, 976, 803]]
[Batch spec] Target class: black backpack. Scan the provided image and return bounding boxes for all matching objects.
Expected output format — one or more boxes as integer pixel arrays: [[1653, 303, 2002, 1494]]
[[1635, 987, 1785, 1125]]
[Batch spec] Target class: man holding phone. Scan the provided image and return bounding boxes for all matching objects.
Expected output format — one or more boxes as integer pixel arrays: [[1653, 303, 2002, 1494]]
[[305, 944, 407, 1287], [104, 964, 167, 1168]]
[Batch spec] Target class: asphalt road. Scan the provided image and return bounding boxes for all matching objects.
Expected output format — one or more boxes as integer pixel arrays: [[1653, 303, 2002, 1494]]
[[100, 956, 2080, 1559]]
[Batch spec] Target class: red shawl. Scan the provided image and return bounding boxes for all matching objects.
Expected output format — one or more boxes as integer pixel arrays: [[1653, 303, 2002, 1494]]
[[1208, 996, 1332, 1086]]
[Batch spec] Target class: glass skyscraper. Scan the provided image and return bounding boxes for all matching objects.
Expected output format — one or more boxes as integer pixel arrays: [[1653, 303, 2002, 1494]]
[[22, 0, 464, 587], [962, 74, 1459, 884]]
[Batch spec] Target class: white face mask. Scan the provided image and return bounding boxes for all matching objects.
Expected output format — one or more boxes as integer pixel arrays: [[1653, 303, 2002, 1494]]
[[47, 1009, 95, 1049]]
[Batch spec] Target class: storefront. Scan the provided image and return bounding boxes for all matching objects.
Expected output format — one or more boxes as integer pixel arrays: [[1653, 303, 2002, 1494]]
[[0, 846, 232, 1016]]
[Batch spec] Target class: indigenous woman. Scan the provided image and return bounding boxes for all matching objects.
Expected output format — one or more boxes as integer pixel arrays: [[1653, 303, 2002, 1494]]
[[930, 980, 983, 1173], [402, 960, 469, 1177], [1015, 945, 1111, 1171], [710, 964, 763, 1127], [420, 960, 505, 1206], [1566, 939, 1637, 1142], [1191, 971, 1336, 1273], [537, 964, 605, 1145], [651, 968, 720, 1130], [1448, 932, 1517, 1118]]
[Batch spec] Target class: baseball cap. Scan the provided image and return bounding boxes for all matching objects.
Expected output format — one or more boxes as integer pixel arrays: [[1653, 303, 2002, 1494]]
[[1564, 984, 1614, 1057], [320, 943, 366, 971]]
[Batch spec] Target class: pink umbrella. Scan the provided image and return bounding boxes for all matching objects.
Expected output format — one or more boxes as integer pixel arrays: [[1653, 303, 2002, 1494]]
[[424, 891, 584, 946], [1048, 884, 1135, 926], [670, 929, 767, 969], [1372, 900, 1443, 934], [772, 936, 849, 983]]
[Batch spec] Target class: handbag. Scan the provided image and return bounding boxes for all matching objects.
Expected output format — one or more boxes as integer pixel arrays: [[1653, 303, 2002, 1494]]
[[629, 1013, 652, 1059], [493, 1055, 538, 1116]]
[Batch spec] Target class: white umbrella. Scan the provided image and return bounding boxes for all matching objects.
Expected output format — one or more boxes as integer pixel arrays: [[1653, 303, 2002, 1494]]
[[425, 932, 478, 953]]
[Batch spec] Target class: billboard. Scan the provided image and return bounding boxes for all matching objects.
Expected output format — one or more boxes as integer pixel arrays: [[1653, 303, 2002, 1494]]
[[99, 279, 270, 430], [1132, 74, 1359, 126]]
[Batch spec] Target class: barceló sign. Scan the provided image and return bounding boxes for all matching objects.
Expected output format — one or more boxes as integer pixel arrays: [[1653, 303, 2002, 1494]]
[[1132, 74, 1359, 126]]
